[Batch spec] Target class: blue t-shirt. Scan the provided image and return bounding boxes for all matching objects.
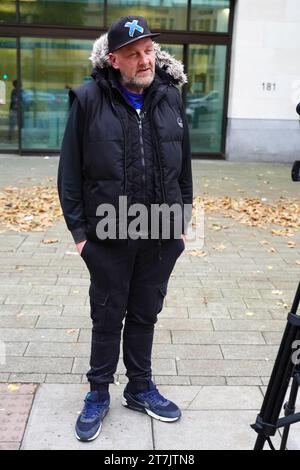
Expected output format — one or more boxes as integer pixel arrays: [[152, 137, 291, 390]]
[[118, 83, 144, 112]]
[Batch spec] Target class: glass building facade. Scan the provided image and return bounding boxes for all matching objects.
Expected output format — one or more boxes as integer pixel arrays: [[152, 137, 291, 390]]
[[0, 0, 234, 157]]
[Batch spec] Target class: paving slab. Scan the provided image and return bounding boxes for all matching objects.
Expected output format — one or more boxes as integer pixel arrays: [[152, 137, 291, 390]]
[[19, 384, 283, 450], [21, 384, 153, 450], [153, 410, 265, 450], [0, 383, 37, 450]]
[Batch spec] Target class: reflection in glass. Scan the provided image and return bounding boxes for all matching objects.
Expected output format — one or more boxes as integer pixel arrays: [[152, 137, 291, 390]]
[[187, 44, 226, 153], [159, 44, 184, 95], [160, 43, 183, 69], [0, 0, 17, 24], [0, 38, 18, 150], [20, 37, 92, 150], [190, 0, 230, 32], [107, 0, 188, 30], [19, 0, 104, 27]]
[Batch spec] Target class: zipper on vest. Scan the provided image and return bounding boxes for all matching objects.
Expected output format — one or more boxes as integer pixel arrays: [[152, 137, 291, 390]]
[[150, 114, 166, 204], [137, 112, 146, 202], [109, 90, 128, 196]]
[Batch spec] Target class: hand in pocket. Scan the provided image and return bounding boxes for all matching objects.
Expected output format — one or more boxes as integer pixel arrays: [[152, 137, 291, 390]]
[[76, 240, 87, 256]]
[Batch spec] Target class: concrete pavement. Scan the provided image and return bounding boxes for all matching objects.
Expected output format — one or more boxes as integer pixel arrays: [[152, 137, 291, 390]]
[[0, 156, 299, 449]]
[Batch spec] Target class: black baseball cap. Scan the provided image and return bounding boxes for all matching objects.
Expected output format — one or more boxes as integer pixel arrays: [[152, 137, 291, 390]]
[[108, 16, 160, 53]]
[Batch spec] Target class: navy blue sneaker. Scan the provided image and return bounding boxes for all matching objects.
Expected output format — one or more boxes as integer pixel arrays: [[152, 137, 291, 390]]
[[75, 391, 110, 442], [122, 381, 181, 422]]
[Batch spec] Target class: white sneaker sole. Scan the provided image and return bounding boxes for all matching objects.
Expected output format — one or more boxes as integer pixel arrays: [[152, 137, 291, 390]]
[[75, 421, 102, 442], [75, 406, 109, 442], [122, 397, 180, 422]]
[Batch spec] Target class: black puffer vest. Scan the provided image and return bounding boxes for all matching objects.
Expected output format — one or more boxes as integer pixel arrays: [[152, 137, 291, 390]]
[[70, 66, 186, 242]]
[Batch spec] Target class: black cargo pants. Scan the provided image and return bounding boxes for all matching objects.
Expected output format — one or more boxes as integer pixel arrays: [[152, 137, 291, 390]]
[[80, 237, 185, 389]]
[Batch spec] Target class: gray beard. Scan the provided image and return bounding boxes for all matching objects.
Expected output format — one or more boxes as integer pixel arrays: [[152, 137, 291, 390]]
[[120, 70, 155, 91]]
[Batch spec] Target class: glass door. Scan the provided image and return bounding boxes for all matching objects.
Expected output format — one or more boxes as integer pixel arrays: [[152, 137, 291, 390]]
[[186, 44, 227, 153], [0, 37, 18, 150]]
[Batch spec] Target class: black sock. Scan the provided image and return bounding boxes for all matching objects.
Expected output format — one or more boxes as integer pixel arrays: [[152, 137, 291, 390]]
[[127, 381, 150, 394], [90, 383, 109, 394]]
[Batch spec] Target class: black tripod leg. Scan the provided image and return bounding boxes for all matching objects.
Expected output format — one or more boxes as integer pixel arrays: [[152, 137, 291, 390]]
[[280, 371, 300, 450], [252, 324, 298, 450], [252, 282, 300, 450], [254, 434, 267, 451]]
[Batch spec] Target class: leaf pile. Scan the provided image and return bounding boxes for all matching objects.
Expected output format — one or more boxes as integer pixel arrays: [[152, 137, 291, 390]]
[[193, 196, 300, 236], [0, 183, 299, 237], [0, 183, 62, 232]]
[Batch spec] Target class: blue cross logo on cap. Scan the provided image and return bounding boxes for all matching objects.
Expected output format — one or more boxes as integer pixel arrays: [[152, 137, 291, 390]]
[[124, 19, 144, 37]]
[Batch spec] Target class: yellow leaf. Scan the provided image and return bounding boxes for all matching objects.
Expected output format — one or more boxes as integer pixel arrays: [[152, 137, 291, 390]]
[[209, 224, 222, 231], [42, 239, 59, 244], [189, 250, 207, 257], [7, 384, 20, 392], [245, 312, 254, 317], [212, 244, 227, 251]]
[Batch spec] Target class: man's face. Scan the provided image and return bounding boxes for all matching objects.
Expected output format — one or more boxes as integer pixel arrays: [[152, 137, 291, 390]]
[[109, 38, 155, 91]]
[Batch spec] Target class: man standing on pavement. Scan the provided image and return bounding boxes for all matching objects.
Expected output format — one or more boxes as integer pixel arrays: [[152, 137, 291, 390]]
[[57, 15, 193, 442]]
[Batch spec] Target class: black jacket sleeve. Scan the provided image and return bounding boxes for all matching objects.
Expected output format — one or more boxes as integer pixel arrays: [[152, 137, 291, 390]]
[[179, 103, 193, 233], [57, 98, 87, 244]]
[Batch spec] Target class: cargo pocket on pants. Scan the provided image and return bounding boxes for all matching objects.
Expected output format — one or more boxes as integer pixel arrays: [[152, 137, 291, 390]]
[[89, 283, 109, 328]]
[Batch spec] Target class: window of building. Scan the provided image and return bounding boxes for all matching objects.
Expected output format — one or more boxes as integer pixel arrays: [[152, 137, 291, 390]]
[[20, 37, 91, 150], [107, 0, 188, 31], [19, 0, 104, 27], [190, 0, 230, 32], [0, 0, 233, 156], [0, 0, 17, 24]]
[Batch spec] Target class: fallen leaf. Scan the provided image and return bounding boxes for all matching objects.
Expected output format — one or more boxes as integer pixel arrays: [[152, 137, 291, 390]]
[[7, 384, 20, 392], [212, 244, 227, 251], [261, 240, 272, 246], [245, 312, 254, 317], [42, 239, 59, 244], [276, 301, 289, 309], [272, 290, 283, 296], [189, 250, 207, 257]]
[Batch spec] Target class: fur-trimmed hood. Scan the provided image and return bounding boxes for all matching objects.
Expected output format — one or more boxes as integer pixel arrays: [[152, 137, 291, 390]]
[[89, 33, 187, 86]]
